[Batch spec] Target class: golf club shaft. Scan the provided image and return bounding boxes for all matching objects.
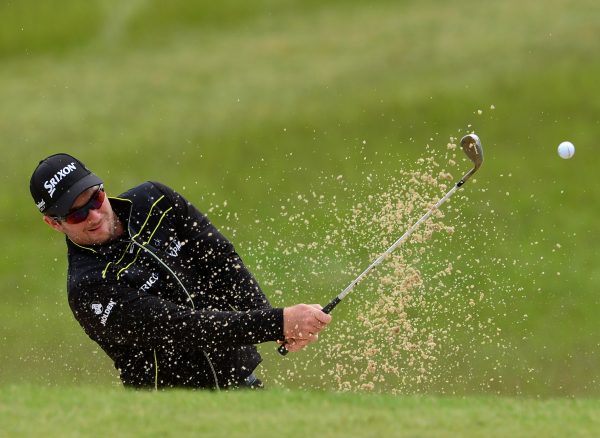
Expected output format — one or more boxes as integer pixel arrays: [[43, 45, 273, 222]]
[[277, 183, 461, 356]]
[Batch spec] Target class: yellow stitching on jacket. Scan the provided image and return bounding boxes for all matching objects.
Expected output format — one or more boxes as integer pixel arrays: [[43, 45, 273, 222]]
[[117, 207, 173, 279]]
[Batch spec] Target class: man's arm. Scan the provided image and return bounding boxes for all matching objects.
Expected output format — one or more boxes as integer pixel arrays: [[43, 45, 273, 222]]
[[146, 182, 332, 351], [70, 281, 330, 353], [69, 280, 283, 352]]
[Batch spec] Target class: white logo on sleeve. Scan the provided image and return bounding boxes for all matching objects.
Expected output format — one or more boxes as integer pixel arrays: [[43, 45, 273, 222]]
[[100, 299, 117, 326], [91, 303, 103, 315]]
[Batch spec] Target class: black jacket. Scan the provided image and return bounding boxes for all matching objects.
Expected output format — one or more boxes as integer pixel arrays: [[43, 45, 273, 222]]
[[66, 181, 283, 389]]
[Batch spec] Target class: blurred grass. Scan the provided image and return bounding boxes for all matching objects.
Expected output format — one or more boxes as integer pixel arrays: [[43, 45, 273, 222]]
[[2, 385, 600, 438], [0, 0, 599, 395], [0, 0, 105, 57]]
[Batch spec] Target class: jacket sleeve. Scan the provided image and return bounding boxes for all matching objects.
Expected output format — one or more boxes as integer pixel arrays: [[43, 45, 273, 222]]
[[152, 181, 273, 312], [69, 274, 284, 351]]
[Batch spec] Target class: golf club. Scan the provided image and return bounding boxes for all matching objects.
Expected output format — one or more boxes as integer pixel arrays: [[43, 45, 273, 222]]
[[278, 133, 484, 355]]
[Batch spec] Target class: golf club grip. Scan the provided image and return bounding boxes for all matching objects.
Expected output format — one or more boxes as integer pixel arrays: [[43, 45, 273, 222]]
[[321, 296, 341, 314], [277, 297, 342, 356]]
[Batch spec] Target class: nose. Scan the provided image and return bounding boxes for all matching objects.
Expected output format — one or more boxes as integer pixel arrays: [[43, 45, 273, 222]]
[[86, 207, 103, 224]]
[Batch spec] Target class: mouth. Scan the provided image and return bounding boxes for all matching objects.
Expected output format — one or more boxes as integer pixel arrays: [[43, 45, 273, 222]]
[[87, 223, 102, 233]]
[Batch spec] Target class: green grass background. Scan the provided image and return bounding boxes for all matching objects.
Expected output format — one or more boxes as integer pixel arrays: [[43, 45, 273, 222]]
[[1, 0, 599, 403], [2, 385, 600, 438]]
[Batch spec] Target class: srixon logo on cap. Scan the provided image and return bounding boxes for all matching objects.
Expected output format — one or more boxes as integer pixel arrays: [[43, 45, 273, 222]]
[[44, 162, 77, 198]]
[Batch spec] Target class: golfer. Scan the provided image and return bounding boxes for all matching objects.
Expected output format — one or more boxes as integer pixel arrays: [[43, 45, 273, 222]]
[[30, 153, 331, 390]]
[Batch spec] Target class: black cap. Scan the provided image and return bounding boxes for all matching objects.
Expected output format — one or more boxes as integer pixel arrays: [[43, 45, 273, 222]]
[[30, 153, 103, 217]]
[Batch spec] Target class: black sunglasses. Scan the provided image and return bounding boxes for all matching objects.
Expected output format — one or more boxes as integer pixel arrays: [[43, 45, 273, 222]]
[[52, 185, 105, 224]]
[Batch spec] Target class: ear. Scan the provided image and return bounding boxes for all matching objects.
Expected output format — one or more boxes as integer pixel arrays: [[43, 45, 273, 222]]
[[43, 215, 65, 232]]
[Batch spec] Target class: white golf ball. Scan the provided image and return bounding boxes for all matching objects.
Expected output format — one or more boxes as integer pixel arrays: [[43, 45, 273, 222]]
[[557, 141, 575, 159]]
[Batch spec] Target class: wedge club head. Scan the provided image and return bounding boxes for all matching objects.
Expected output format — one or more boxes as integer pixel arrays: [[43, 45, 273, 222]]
[[458, 133, 484, 186]]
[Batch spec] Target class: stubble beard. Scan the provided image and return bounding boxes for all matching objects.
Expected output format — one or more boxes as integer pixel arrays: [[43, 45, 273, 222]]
[[109, 212, 125, 242]]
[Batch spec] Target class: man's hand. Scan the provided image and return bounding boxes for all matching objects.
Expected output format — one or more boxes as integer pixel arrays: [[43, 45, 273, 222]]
[[281, 304, 332, 352]]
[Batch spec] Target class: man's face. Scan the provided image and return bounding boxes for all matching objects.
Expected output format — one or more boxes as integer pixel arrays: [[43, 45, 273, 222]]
[[43, 186, 122, 245]]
